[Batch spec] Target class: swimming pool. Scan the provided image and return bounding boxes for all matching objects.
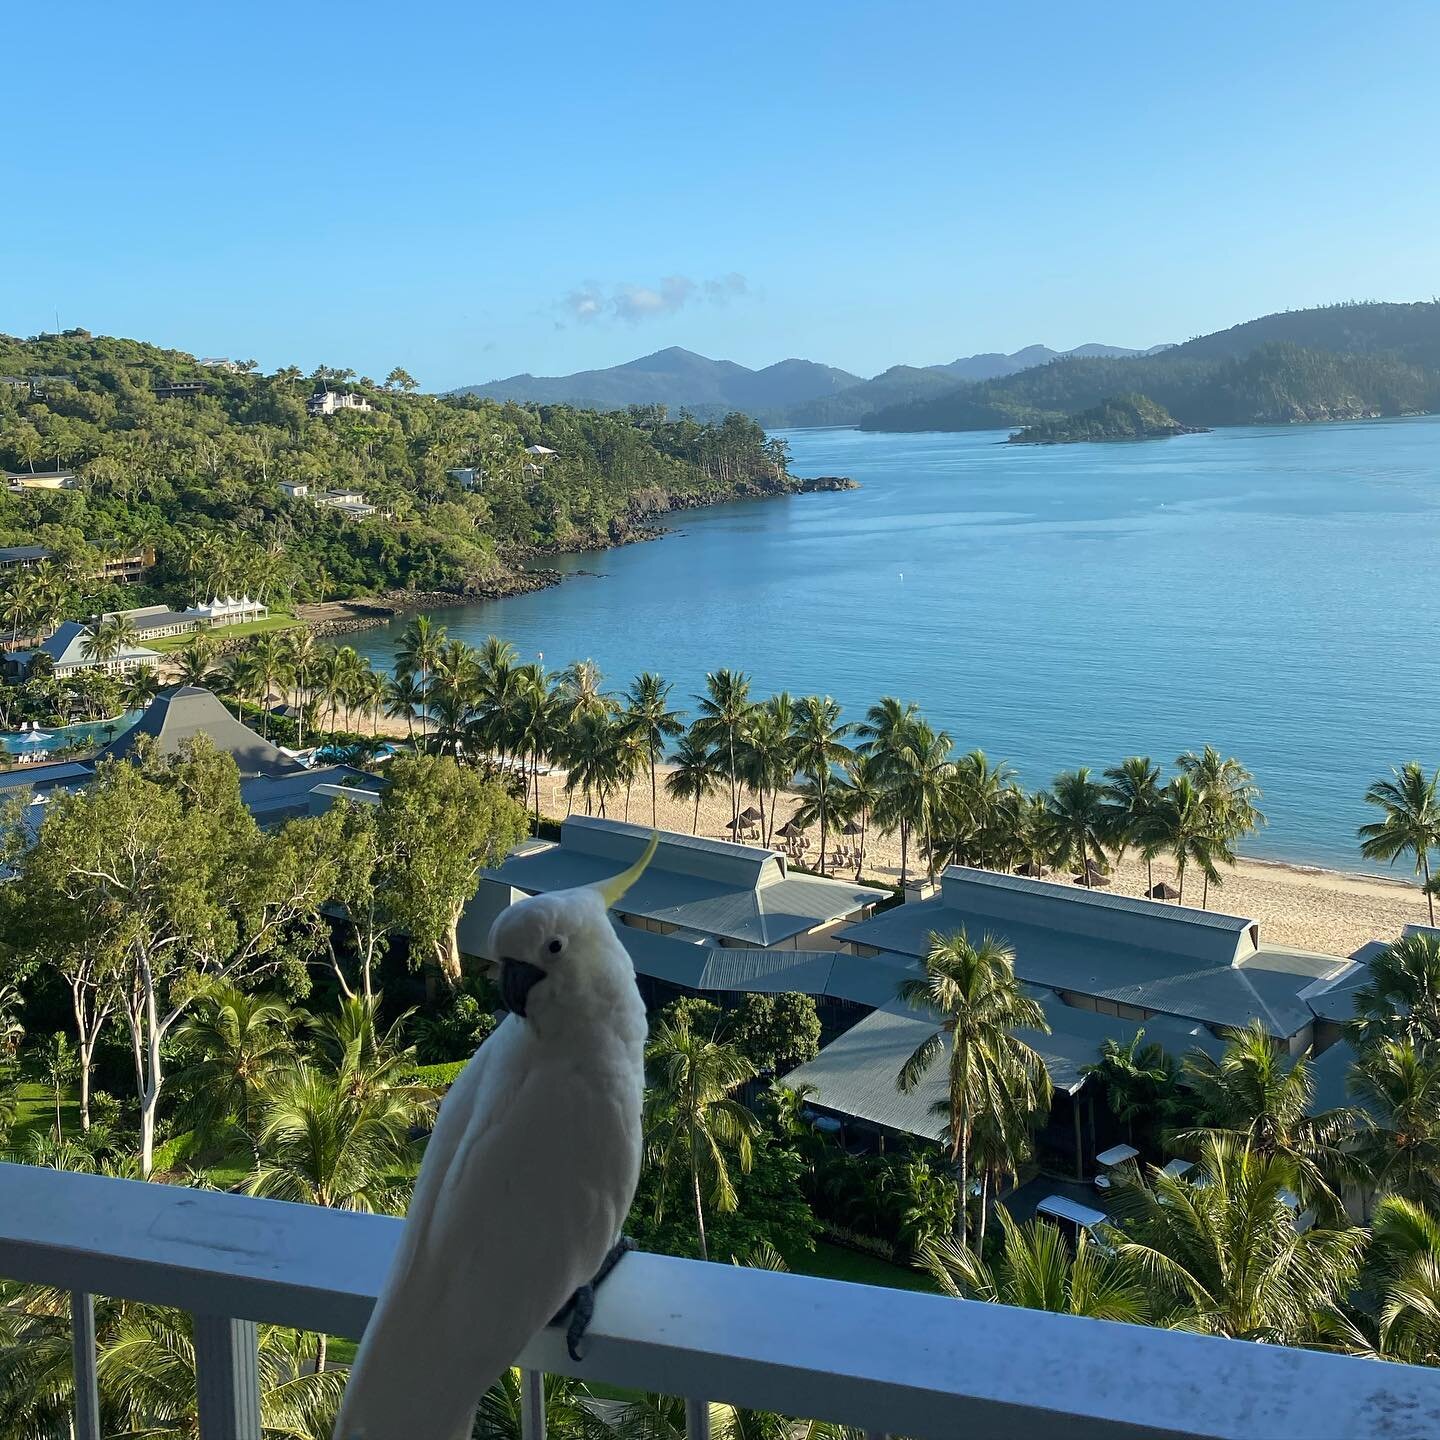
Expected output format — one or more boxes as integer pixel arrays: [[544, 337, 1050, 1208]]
[[0, 710, 143, 755]]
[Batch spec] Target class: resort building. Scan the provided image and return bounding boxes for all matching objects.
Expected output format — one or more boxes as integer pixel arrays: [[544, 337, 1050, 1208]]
[[279, 480, 309, 498], [307, 389, 373, 417], [0, 545, 52, 572], [838, 865, 1354, 1053], [98, 547, 154, 582], [152, 381, 209, 400], [2, 620, 162, 679], [0, 688, 381, 833], [447, 467, 483, 489], [523, 443, 557, 459], [459, 816, 889, 963], [4, 470, 78, 492], [313, 489, 378, 518], [98, 596, 268, 642]]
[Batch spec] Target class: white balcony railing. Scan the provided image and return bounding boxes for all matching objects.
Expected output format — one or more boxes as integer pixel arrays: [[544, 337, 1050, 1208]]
[[2, 1162, 1439, 1439]]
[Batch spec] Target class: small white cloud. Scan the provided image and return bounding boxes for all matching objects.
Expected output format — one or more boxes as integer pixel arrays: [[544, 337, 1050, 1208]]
[[559, 273, 749, 324]]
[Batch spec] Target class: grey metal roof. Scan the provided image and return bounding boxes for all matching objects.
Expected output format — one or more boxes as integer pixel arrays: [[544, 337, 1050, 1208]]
[[0, 761, 95, 797], [837, 867, 1334, 1038], [237, 764, 379, 826], [0, 545, 50, 564], [486, 817, 887, 946], [99, 688, 303, 779], [781, 994, 1229, 1140]]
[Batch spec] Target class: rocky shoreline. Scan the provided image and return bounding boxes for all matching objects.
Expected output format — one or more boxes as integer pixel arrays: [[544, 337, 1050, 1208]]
[[296, 473, 857, 635]]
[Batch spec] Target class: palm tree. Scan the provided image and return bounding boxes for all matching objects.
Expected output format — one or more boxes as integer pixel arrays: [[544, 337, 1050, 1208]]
[[1348, 930, 1440, 1051], [172, 635, 217, 689], [737, 693, 796, 845], [473, 1367, 597, 1440], [1102, 756, 1164, 894], [1150, 773, 1227, 904], [512, 664, 558, 821], [666, 731, 723, 834], [624, 672, 684, 827], [0, 1287, 344, 1440], [1042, 767, 1111, 885], [875, 717, 953, 882], [121, 668, 161, 713], [395, 616, 446, 736], [1360, 763, 1440, 924], [248, 632, 292, 740], [80, 614, 137, 664], [565, 710, 624, 816], [833, 750, 884, 881], [856, 697, 920, 867], [896, 930, 1051, 1242], [1080, 1030, 1177, 1150], [644, 1014, 761, 1261], [1112, 1136, 1365, 1344], [920, 1207, 1149, 1322], [282, 626, 320, 747], [1349, 1038, 1440, 1211], [310, 647, 347, 740], [383, 671, 424, 743], [1368, 1196, 1440, 1365], [693, 668, 753, 833], [1177, 748, 1265, 906], [789, 695, 851, 874], [1180, 1021, 1353, 1220], [172, 984, 298, 1154]]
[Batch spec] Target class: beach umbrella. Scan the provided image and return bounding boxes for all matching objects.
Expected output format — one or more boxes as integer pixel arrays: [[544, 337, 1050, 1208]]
[[1015, 861, 1045, 878], [1148, 881, 1182, 900], [841, 820, 863, 836], [739, 806, 763, 822], [724, 817, 748, 832], [1074, 866, 1112, 888]]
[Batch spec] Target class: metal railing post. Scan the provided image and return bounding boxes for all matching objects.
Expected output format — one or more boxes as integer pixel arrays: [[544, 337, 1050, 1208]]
[[69, 1291, 101, 1440], [192, 1312, 262, 1440], [520, 1368, 547, 1440], [685, 1395, 711, 1440]]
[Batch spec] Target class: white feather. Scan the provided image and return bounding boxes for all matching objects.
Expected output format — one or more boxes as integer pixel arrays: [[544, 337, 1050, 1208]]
[[334, 885, 647, 1440]]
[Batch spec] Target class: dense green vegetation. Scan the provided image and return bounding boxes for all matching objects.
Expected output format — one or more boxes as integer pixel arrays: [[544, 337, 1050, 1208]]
[[0, 330, 794, 607], [1008, 393, 1204, 444], [862, 339, 1440, 432]]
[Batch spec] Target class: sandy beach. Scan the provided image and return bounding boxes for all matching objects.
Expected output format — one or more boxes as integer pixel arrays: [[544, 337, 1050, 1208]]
[[261, 697, 1429, 960], [524, 757, 1428, 960]]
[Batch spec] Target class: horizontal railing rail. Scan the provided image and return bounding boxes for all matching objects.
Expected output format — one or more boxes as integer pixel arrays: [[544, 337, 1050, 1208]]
[[1, 1162, 1439, 1439]]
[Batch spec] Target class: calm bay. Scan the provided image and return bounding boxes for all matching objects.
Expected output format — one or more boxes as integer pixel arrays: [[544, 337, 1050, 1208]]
[[344, 417, 1440, 870]]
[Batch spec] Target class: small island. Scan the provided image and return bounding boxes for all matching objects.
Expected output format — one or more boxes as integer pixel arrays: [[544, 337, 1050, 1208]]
[[1007, 393, 1210, 444]]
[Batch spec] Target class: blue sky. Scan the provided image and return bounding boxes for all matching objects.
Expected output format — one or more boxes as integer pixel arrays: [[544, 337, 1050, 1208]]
[[6, 2, 1438, 389]]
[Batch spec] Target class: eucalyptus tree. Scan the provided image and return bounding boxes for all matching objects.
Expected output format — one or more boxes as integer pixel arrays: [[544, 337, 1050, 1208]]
[[665, 731, 723, 834], [1359, 763, 1440, 924], [789, 695, 851, 874], [1042, 768, 1111, 885], [693, 668, 753, 833], [896, 929, 1051, 1242], [624, 671, 684, 827]]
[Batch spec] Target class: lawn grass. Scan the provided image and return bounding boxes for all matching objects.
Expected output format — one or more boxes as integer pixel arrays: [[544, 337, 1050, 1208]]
[[790, 1239, 938, 1293], [145, 612, 302, 652], [10, 1081, 82, 1146]]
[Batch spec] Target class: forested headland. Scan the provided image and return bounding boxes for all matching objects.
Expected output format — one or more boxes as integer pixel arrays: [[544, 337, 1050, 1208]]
[[0, 331, 798, 615]]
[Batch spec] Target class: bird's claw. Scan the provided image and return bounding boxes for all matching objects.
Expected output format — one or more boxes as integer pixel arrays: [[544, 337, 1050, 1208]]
[[554, 1236, 636, 1362]]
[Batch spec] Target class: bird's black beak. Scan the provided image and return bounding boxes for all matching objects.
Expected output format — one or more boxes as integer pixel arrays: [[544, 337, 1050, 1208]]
[[501, 958, 547, 1017]]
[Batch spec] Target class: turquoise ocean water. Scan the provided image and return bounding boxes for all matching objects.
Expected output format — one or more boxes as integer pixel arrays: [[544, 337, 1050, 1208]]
[[345, 418, 1440, 869]]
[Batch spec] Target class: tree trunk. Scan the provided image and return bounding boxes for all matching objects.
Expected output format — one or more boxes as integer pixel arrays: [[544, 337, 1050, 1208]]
[[693, 792, 701, 835], [650, 756, 659, 828], [315, 1332, 328, 1374], [53, 1083, 62, 1141], [977, 1170, 990, 1250], [1426, 852, 1434, 927], [691, 1147, 708, 1262]]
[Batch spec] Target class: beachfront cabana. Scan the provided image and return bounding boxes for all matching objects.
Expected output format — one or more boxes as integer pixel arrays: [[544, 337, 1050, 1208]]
[[1148, 881, 1182, 900]]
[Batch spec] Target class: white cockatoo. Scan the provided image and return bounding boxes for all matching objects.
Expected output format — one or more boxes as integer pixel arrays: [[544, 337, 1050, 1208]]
[[333, 833, 658, 1440]]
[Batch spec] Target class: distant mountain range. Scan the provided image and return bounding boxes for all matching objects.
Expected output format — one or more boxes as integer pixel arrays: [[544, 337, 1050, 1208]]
[[452, 341, 1168, 425], [860, 302, 1440, 434]]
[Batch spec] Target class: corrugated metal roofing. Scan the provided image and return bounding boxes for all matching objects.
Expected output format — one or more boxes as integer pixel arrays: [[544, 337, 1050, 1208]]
[[780, 993, 1230, 1140], [487, 821, 886, 946], [0, 761, 94, 795], [100, 688, 303, 779]]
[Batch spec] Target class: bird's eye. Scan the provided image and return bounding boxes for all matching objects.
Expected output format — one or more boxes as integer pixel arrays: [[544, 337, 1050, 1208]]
[[548, 938, 564, 955]]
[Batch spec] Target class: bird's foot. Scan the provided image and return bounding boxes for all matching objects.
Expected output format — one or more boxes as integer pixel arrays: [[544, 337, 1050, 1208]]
[[553, 1236, 636, 1362]]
